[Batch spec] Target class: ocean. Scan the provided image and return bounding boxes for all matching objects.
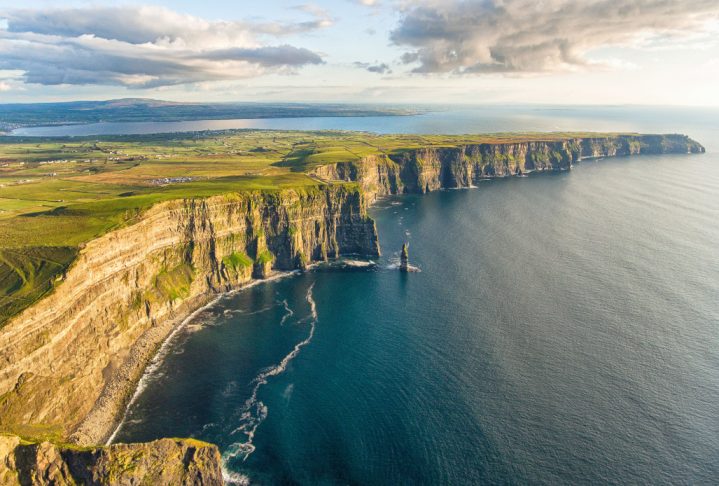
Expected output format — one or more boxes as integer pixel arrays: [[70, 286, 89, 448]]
[[107, 106, 718, 485]]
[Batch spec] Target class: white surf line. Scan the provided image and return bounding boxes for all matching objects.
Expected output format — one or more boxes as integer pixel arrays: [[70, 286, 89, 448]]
[[279, 299, 294, 326], [225, 303, 278, 317], [105, 294, 222, 445], [106, 271, 299, 446], [223, 283, 318, 465]]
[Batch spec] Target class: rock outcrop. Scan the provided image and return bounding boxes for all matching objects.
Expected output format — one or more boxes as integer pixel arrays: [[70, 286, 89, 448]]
[[0, 434, 223, 485], [312, 135, 705, 201], [0, 185, 378, 446], [400, 244, 409, 273]]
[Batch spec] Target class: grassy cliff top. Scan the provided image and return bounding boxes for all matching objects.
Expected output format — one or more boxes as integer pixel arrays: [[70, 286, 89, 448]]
[[0, 129, 683, 326], [0, 130, 642, 238]]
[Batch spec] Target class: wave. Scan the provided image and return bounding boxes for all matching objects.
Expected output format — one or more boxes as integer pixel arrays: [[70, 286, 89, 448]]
[[279, 299, 294, 325], [222, 470, 251, 486], [386, 262, 422, 272], [386, 253, 421, 272], [104, 293, 226, 445], [224, 304, 277, 317], [106, 270, 299, 446], [223, 283, 318, 466], [342, 258, 376, 268]]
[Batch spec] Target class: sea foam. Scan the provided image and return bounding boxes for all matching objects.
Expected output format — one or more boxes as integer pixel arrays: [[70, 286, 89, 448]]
[[223, 284, 318, 465], [107, 270, 298, 445]]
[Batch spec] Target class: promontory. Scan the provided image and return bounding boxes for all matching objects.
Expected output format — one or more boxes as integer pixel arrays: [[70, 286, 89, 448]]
[[0, 130, 704, 484]]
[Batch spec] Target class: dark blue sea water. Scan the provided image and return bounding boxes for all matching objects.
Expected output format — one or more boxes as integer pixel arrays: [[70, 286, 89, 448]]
[[110, 107, 719, 485]]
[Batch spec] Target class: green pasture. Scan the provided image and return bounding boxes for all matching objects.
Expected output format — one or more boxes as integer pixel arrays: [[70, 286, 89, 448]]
[[0, 129, 633, 326]]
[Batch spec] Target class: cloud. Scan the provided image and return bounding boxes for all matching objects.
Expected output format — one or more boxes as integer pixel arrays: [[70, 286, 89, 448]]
[[0, 81, 10, 91], [353, 0, 381, 6], [354, 62, 392, 74], [0, 6, 327, 88], [391, 0, 719, 74], [292, 4, 335, 30]]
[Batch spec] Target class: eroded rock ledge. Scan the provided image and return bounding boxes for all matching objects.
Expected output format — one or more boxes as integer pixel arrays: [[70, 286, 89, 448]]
[[312, 134, 705, 201], [0, 434, 223, 485]]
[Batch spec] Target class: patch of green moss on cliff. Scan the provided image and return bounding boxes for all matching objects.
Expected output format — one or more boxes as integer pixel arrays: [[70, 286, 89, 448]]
[[0, 246, 78, 328], [222, 251, 253, 271], [0, 423, 65, 444], [150, 263, 194, 302], [549, 150, 569, 165], [256, 250, 274, 264]]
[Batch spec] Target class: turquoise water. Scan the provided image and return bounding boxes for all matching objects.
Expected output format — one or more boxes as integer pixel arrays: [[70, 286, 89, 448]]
[[112, 108, 719, 485]]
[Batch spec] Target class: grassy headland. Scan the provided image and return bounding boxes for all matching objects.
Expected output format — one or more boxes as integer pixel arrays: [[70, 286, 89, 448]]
[[0, 129, 690, 325]]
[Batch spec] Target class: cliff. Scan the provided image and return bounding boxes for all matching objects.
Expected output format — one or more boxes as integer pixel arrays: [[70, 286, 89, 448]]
[[0, 132, 704, 485], [312, 134, 705, 201], [0, 434, 223, 485], [0, 185, 378, 447]]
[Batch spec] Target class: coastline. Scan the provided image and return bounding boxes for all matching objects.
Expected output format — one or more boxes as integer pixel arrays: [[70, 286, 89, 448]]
[[96, 155, 619, 451], [76, 140, 707, 447], [70, 290, 230, 445], [96, 156, 593, 446], [103, 270, 302, 445], [0, 132, 704, 461]]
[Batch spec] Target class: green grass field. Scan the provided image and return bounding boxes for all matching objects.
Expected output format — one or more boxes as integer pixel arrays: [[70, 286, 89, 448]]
[[0, 129, 632, 326]]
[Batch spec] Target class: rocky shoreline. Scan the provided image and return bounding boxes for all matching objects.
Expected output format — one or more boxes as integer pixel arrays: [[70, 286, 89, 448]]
[[0, 434, 224, 485], [0, 134, 705, 484], [96, 133, 707, 447]]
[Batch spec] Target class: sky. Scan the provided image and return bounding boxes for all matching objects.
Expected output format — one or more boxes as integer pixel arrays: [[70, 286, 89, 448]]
[[1, 0, 719, 105]]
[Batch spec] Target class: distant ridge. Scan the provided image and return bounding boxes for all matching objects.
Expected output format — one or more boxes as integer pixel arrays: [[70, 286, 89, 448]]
[[0, 99, 416, 130], [94, 98, 187, 108]]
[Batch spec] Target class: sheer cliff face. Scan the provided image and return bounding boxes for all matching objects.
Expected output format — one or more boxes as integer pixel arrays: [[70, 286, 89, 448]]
[[0, 132, 704, 467], [0, 435, 223, 485], [0, 185, 378, 445], [313, 135, 705, 201]]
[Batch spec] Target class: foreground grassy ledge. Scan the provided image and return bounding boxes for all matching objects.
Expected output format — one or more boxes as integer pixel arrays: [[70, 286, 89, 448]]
[[0, 434, 223, 485], [0, 130, 704, 483]]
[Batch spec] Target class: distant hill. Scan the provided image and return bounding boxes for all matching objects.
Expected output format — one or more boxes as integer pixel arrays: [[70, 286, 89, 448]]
[[0, 98, 416, 130]]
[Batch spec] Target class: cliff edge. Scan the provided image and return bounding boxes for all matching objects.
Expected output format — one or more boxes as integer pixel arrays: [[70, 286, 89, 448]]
[[312, 134, 705, 201], [0, 434, 223, 485], [0, 185, 379, 447], [0, 132, 704, 485]]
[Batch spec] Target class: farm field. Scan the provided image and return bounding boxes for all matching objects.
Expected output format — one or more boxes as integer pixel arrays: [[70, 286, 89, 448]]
[[0, 129, 630, 325]]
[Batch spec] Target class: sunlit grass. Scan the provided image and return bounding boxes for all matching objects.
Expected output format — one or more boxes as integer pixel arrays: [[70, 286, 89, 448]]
[[0, 129, 641, 326]]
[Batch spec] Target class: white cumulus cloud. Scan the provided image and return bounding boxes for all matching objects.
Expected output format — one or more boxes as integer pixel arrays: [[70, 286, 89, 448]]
[[0, 6, 327, 88], [391, 0, 719, 74]]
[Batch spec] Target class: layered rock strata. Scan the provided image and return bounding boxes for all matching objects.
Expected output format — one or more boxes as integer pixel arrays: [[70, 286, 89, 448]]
[[0, 434, 223, 485], [0, 133, 704, 484], [0, 185, 379, 447], [312, 135, 705, 201]]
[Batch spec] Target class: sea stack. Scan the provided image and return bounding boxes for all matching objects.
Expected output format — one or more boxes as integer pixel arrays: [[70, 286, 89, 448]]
[[400, 243, 409, 272]]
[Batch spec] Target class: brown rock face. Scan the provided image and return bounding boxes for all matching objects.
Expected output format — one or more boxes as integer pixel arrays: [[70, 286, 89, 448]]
[[0, 185, 379, 445], [0, 435, 223, 485], [0, 133, 703, 480], [312, 134, 705, 201], [400, 244, 409, 273]]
